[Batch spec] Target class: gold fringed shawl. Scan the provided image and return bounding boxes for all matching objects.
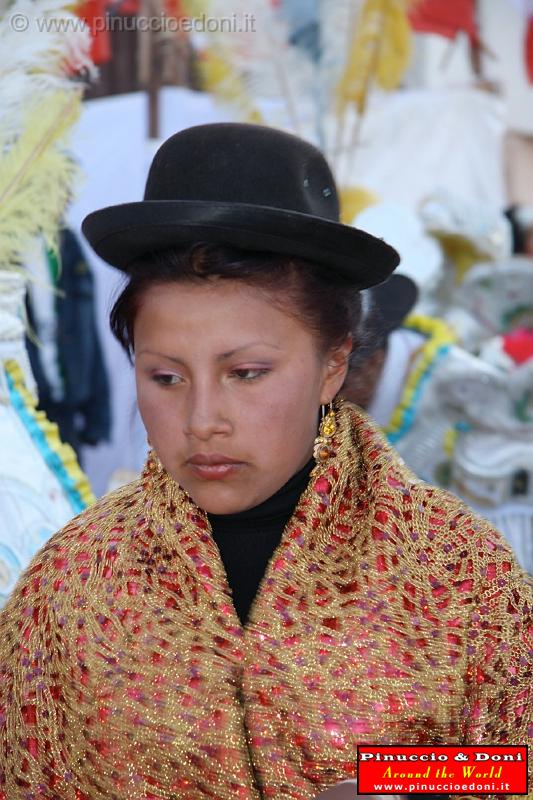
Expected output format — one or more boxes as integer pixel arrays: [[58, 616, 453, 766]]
[[0, 400, 531, 800]]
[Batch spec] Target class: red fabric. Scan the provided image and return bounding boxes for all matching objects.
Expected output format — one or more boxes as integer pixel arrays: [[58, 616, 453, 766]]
[[526, 16, 533, 84], [163, 0, 181, 17], [409, 0, 478, 44], [116, 0, 139, 15], [163, 0, 186, 24], [502, 328, 533, 365], [77, 0, 112, 65]]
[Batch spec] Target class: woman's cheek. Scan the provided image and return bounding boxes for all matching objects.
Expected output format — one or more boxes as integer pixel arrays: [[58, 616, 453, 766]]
[[136, 381, 172, 432], [261, 394, 309, 446]]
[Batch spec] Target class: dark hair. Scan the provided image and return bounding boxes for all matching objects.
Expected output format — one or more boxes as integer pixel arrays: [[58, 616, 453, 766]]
[[110, 242, 364, 365], [343, 292, 390, 382]]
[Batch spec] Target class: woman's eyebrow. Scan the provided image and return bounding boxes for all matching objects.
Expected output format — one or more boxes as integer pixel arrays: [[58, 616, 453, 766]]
[[136, 341, 282, 365], [217, 342, 282, 361]]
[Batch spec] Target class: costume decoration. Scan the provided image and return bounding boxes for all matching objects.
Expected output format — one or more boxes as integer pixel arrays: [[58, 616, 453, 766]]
[[335, 0, 415, 116], [0, 0, 96, 604], [76, 0, 112, 65], [0, 279, 94, 607], [418, 191, 513, 295], [408, 0, 479, 45], [0, 401, 530, 799], [380, 306, 533, 573], [354, 202, 444, 317], [181, 0, 417, 215], [4, 359, 95, 513], [384, 314, 457, 444], [451, 257, 533, 342], [0, 0, 93, 269]]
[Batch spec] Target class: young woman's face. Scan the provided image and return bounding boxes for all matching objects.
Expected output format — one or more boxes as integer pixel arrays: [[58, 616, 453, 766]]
[[134, 279, 350, 514]]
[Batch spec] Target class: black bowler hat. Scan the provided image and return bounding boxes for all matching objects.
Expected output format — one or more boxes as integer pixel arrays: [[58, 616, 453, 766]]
[[82, 122, 400, 288]]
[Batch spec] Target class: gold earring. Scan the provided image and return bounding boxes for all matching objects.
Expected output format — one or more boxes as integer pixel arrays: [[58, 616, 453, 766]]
[[144, 446, 164, 478], [313, 402, 337, 462]]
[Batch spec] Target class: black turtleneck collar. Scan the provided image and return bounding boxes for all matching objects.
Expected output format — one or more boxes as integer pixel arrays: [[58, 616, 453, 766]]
[[206, 456, 315, 624]]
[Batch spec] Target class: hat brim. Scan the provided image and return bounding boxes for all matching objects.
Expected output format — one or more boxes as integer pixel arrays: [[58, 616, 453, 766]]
[[81, 200, 400, 289]]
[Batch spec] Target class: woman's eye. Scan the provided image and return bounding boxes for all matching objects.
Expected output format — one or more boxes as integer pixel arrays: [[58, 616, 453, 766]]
[[231, 368, 269, 381], [152, 373, 181, 386]]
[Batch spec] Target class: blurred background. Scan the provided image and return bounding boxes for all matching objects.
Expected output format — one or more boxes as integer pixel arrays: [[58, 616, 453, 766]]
[[1, 0, 532, 604]]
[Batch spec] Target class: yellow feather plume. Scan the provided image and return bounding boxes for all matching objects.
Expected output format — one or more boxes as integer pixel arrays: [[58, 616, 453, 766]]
[[339, 185, 379, 224], [376, 0, 413, 89], [182, 0, 263, 124], [196, 49, 264, 124], [336, 0, 415, 116], [0, 88, 82, 269]]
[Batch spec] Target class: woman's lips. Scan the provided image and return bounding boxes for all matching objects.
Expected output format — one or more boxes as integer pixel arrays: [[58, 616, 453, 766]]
[[187, 463, 243, 480], [186, 456, 244, 481]]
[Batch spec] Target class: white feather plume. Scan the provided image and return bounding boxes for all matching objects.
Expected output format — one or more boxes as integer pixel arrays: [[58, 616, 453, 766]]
[[0, 0, 95, 136], [188, 0, 317, 139], [0, 0, 94, 269]]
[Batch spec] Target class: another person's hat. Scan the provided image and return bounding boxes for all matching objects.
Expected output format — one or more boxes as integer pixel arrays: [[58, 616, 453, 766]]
[[354, 273, 419, 359], [370, 273, 419, 344], [82, 123, 399, 289]]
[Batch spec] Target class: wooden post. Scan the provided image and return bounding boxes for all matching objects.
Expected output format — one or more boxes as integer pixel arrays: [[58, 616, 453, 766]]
[[469, 0, 482, 79], [147, 45, 160, 139]]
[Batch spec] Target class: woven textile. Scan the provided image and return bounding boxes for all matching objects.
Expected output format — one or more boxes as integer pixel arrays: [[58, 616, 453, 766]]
[[0, 400, 531, 799]]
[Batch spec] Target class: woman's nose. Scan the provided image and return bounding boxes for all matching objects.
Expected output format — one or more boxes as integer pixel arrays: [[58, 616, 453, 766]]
[[183, 385, 231, 440]]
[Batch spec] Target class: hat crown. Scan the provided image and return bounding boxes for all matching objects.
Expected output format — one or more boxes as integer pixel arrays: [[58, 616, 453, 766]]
[[144, 123, 340, 221]]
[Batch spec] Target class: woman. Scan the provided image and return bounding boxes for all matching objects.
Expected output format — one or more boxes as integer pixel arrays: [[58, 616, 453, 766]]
[[0, 123, 530, 800]]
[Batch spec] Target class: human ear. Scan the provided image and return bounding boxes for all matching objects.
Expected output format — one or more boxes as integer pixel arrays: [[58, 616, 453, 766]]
[[320, 335, 353, 403]]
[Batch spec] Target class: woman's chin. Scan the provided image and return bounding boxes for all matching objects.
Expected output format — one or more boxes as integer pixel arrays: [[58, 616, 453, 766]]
[[181, 480, 258, 516]]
